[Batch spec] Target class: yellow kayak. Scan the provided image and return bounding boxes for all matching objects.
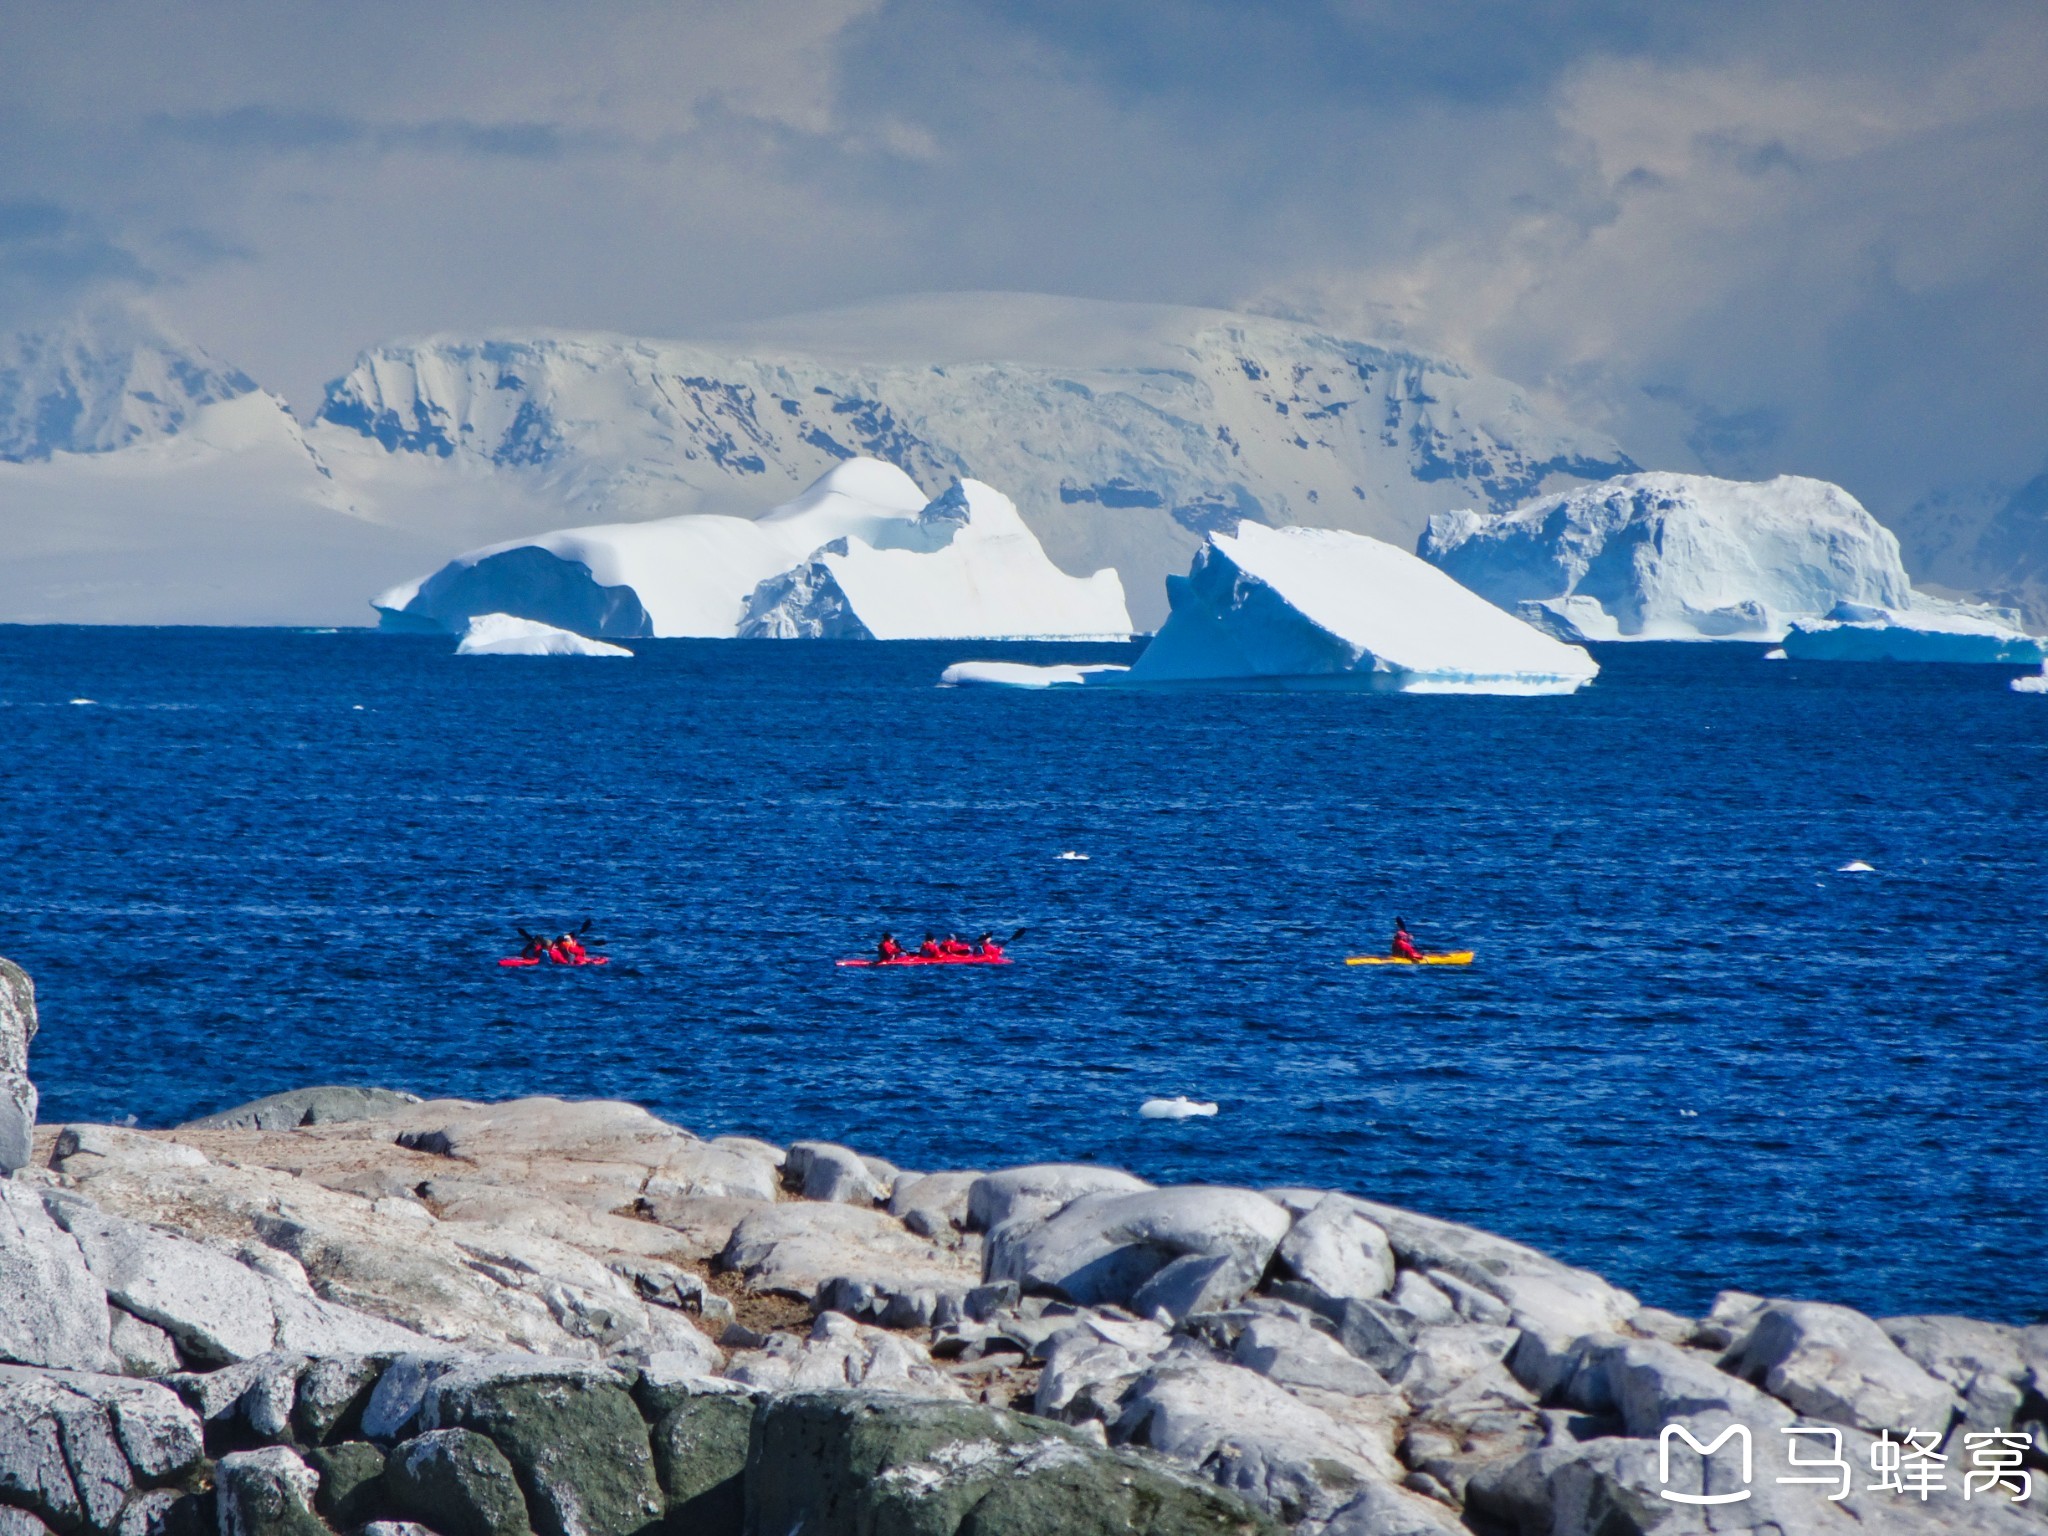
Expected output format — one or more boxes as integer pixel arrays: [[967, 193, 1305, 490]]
[[1345, 951, 1475, 966]]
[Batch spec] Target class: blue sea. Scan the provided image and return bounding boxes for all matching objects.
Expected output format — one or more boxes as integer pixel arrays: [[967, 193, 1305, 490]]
[[3, 626, 2042, 1325]]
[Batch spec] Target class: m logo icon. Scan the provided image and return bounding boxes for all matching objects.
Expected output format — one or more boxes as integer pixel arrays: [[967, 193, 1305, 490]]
[[1659, 1423, 1755, 1505]]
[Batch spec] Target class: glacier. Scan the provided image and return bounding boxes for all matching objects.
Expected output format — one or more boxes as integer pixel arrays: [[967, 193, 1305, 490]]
[[377, 459, 1132, 641], [946, 522, 1598, 694], [455, 613, 633, 657], [1418, 473, 1914, 642], [1780, 599, 2045, 664]]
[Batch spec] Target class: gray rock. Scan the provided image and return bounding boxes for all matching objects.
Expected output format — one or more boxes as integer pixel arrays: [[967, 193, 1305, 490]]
[[50, 1127, 210, 1175], [746, 1391, 1279, 1536], [1131, 1252, 1261, 1322], [723, 1311, 966, 1399], [295, 1356, 392, 1445], [215, 1446, 327, 1536], [1334, 1299, 1417, 1380], [1882, 1314, 2032, 1428], [361, 1354, 463, 1444], [1727, 1300, 1958, 1434], [1319, 1484, 1468, 1536], [1396, 1325, 1520, 1405], [0, 957, 39, 1173], [985, 1186, 1292, 1309], [639, 1143, 780, 1205], [1232, 1314, 1394, 1398], [1387, 1272, 1455, 1327], [303, 1441, 387, 1529], [114, 1488, 203, 1536], [362, 1525, 438, 1536], [887, 1170, 983, 1238], [47, 1199, 276, 1364], [0, 1506, 53, 1536], [419, 1356, 660, 1536], [0, 1183, 116, 1372], [108, 1311, 181, 1378], [179, 1086, 422, 1131], [784, 1141, 886, 1205], [167, 1352, 307, 1439], [649, 1393, 753, 1536], [715, 1201, 977, 1299], [1547, 1335, 1791, 1437], [1423, 1270, 1513, 1327], [385, 1429, 531, 1536], [0, 1366, 204, 1534], [965, 1165, 1153, 1232], [1273, 1196, 1395, 1305], [1033, 1316, 1175, 1423]]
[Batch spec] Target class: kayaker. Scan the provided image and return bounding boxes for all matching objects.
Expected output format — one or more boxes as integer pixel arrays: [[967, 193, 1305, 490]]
[[918, 932, 944, 959], [517, 932, 548, 962], [1390, 916, 1422, 961], [877, 931, 907, 963], [940, 933, 973, 956], [975, 931, 1004, 959]]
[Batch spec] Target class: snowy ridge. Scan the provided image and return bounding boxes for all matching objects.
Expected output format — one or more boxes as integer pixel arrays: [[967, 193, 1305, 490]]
[[310, 296, 1637, 627], [1419, 473, 1916, 642], [377, 459, 1132, 641]]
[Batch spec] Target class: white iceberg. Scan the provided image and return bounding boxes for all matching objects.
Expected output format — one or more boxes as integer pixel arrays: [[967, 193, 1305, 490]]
[[376, 459, 1131, 642], [455, 613, 632, 657], [938, 661, 1127, 689], [1121, 522, 1598, 693], [1139, 1097, 1218, 1120], [1779, 599, 2044, 664], [2014, 665, 2048, 694], [1418, 473, 1913, 642]]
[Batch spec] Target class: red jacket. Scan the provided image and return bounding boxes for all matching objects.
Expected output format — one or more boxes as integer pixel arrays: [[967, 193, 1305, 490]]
[[1392, 931, 1421, 959], [918, 940, 943, 958], [879, 938, 906, 960]]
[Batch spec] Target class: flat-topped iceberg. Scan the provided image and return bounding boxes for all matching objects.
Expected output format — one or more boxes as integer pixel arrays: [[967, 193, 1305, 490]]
[[939, 661, 1128, 689], [1781, 599, 2044, 664], [375, 458, 1131, 641], [455, 613, 632, 656], [1419, 473, 1912, 642]]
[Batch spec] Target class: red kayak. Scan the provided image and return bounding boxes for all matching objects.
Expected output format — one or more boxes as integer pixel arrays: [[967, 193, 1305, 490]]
[[498, 954, 610, 968], [837, 954, 1011, 968]]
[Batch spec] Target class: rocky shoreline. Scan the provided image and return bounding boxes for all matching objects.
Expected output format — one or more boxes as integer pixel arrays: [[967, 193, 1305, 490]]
[[2, 958, 2043, 1536]]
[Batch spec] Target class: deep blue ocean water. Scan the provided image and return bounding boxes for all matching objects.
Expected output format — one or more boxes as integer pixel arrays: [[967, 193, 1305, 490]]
[[2, 625, 2042, 1325]]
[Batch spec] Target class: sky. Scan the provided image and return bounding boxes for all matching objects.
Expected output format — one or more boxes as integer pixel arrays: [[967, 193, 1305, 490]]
[[2, 0, 2044, 516]]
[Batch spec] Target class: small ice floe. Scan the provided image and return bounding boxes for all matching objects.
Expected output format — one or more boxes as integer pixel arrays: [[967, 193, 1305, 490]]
[[1140, 1096, 1219, 1120], [69, 698, 95, 705], [2014, 664, 2048, 694], [1838, 860, 1875, 873], [939, 661, 1128, 689], [1763, 648, 1788, 661], [1679, 1109, 1699, 1119], [352, 705, 365, 711], [1058, 851, 1091, 862]]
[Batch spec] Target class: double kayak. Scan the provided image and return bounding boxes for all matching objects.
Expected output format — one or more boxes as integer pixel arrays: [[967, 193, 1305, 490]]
[[498, 955, 610, 968], [1346, 951, 1475, 966], [837, 954, 1012, 968]]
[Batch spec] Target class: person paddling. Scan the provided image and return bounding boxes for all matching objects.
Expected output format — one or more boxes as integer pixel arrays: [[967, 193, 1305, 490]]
[[974, 930, 1004, 960], [517, 931, 548, 962], [556, 931, 590, 964], [940, 933, 973, 957], [877, 931, 907, 963], [1390, 916, 1422, 961], [918, 932, 944, 959]]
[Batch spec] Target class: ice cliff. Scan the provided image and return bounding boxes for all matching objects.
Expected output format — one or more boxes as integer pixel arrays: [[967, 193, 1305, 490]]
[[1419, 473, 1917, 642], [376, 459, 1132, 641]]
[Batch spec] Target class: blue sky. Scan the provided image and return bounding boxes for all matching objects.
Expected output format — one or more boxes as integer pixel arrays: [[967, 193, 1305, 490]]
[[2, 0, 2043, 515]]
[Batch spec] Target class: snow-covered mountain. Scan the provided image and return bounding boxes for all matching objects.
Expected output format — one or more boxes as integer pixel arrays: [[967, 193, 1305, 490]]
[[377, 458, 1131, 641], [308, 294, 1640, 628], [1419, 474, 1927, 642]]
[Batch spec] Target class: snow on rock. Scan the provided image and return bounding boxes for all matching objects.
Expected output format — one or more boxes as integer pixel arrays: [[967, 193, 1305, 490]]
[[380, 460, 1131, 641], [1780, 599, 2044, 664], [1419, 473, 1912, 642], [454, 614, 632, 657], [1123, 523, 1598, 693]]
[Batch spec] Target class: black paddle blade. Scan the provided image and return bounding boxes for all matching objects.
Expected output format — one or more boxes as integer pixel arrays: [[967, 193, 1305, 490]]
[[1007, 927, 1027, 944]]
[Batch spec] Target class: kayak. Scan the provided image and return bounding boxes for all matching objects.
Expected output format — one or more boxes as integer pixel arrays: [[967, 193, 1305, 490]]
[[498, 955, 610, 968], [837, 954, 1012, 968], [1345, 951, 1475, 966]]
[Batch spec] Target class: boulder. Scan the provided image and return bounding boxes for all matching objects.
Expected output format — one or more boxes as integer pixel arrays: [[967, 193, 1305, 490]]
[[418, 1356, 661, 1536], [632, 1195, 768, 1261], [0, 1183, 116, 1372], [1726, 1300, 1958, 1434], [1232, 1314, 1395, 1399], [214, 1446, 327, 1536], [888, 1171, 982, 1239], [1273, 1197, 1395, 1305], [723, 1312, 965, 1399], [1395, 1325, 1520, 1405], [1034, 1317, 1176, 1423], [0, 957, 38, 1173], [1131, 1253, 1260, 1322], [1319, 1484, 1469, 1536], [112, 1488, 203, 1536], [180, 1088, 423, 1132], [965, 1165, 1152, 1232], [107, 1312, 180, 1378], [49, 1128, 210, 1177], [1882, 1314, 2032, 1427], [46, 1199, 277, 1364], [716, 1202, 977, 1299], [648, 1391, 754, 1536], [0, 1506, 52, 1536], [746, 1391, 1279, 1536], [303, 1441, 386, 1528], [984, 1187, 1291, 1309], [0, 1366, 203, 1533], [294, 1356, 387, 1444], [639, 1144, 779, 1205], [783, 1141, 887, 1205], [384, 1429, 531, 1536], [1110, 1361, 1401, 1524]]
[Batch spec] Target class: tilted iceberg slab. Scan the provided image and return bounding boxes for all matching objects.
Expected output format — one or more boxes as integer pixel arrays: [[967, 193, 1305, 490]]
[[1121, 523, 1597, 693], [375, 459, 1131, 641], [1419, 473, 1913, 642], [1781, 599, 2044, 664], [454, 613, 632, 657]]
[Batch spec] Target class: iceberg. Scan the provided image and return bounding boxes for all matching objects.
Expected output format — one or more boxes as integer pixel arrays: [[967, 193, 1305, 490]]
[[1120, 523, 1597, 693], [454, 613, 632, 657], [1418, 473, 1913, 642], [2014, 666, 2048, 694], [938, 661, 1128, 688], [1780, 599, 2044, 664], [375, 459, 1131, 641]]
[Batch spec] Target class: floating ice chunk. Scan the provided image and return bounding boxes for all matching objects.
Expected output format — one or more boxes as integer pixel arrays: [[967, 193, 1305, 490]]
[[69, 698, 94, 705], [1838, 860, 1875, 873], [2014, 665, 2048, 693], [1763, 648, 1788, 660], [939, 661, 1129, 688], [1140, 1097, 1218, 1120], [1058, 851, 1090, 861], [1124, 523, 1597, 694], [456, 613, 632, 657], [1781, 598, 2043, 664], [1419, 473, 1912, 641]]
